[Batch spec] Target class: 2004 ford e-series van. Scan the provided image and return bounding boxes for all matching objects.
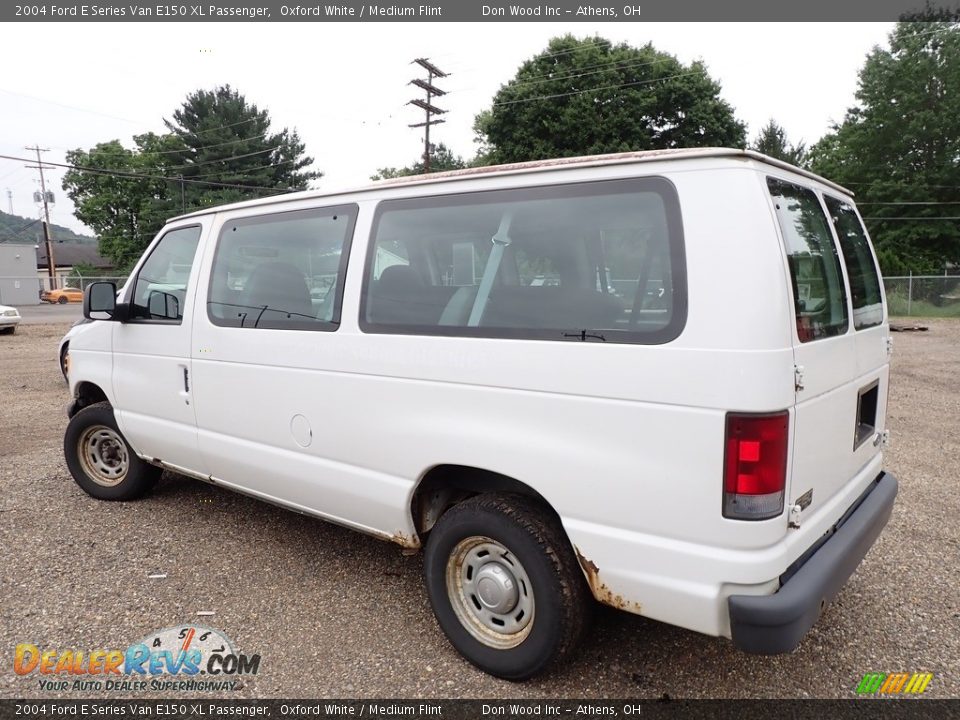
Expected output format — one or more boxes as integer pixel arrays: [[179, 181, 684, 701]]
[[65, 149, 898, 680]]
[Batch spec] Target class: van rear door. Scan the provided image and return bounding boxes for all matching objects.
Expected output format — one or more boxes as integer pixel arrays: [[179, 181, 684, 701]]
[[766, 177, 888, 522]]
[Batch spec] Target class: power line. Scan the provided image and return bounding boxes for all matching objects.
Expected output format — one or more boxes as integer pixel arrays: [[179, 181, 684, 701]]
[[188, 158, 298, 180], [164, 146, 281, 172], [69, 146, 283, 174], [894, 23, 960, 41], [861, 216, 960, 221], [76, 132, 273, 161], [857, 201, 960, 205], [445, 55, 674, 97], [0, 217, 43, 243], [495, 54, 672, 92], [0, 153, 291, 194], [0, 87, 146, 125], [165, 116, 263, 138], [434, 37, 616, 68], [448, 25, 956, 95], [845, 180, 960, 190], [0, 86, 274, 140], [491, 69, 705, 107], [508, 37, 615, 63]]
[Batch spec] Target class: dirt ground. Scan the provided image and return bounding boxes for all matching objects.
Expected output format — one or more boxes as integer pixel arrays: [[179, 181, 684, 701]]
[[0, 319, 957, 699]]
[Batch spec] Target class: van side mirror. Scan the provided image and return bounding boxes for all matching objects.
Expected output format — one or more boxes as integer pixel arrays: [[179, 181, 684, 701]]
[[84, 282, 117, 320], [148, 290, 180, 320]]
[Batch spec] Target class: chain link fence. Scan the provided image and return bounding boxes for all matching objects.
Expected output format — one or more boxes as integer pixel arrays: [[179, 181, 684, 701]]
[[64, 275, 128, 292], [883, 275, 960, 318]]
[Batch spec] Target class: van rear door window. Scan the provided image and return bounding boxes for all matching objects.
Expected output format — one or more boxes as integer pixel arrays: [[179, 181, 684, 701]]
[[767, 177, 849, 343], [824, 195, 883, 330], [360, 178, 686, 345]]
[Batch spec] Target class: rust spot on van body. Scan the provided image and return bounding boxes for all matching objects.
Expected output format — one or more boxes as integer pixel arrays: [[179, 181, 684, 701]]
[[391, 531, 421, 551], [574, 547, 642, 614]]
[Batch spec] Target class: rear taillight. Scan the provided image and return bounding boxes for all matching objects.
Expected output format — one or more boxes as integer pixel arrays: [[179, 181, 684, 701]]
[[723, 411, 789, 520]]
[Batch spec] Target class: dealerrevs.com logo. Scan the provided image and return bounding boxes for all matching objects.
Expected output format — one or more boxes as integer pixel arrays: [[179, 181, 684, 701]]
[[14, 626, 261, 692]]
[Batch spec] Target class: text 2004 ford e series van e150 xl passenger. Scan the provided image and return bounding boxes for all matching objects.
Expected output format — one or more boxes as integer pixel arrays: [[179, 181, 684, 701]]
[[64, 149, 898, 680]]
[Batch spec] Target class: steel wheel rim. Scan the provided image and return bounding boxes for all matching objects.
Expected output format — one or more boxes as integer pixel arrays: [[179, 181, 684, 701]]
[[445, 536, 535, 649], [77, 425, 129, 487]]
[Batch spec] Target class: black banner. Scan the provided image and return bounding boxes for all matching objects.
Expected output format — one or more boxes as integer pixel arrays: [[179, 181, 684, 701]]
[[1, 700, 959, 720], [3, 0, 960, 22]]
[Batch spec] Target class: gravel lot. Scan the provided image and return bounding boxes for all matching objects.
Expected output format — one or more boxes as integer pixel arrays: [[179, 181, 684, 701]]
[[1, 320, 957, 699]]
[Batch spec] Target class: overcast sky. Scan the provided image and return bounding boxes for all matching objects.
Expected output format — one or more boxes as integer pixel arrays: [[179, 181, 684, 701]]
[[0, 21, 895, 236]]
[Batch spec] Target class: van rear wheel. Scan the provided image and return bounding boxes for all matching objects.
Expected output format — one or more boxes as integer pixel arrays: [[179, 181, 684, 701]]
[[424, 494, 591, 680], [64, 402, 161, 500]]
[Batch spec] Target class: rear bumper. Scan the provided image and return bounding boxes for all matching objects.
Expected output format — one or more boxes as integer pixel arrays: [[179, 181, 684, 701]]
[[728, 471, 898, 654]]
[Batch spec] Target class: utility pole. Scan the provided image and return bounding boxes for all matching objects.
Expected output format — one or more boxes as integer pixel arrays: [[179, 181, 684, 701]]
[[25, 145, 57, 291], [408, 58, 448, 173]]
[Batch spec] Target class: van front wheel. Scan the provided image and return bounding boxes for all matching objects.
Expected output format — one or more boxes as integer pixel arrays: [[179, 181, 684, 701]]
[[424, 494, 591, 680], [64, 402, 161, 500]]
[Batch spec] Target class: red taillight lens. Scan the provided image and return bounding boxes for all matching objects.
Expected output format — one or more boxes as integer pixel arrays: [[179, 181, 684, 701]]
[[723, 411, 789, 520]]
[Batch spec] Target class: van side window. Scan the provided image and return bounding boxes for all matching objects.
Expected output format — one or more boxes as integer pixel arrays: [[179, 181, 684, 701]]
[[129, 225, 202, 323], [767, 178, 849, 342], [360, 178, 686, 345], [824, 195, 884, 330], [207, 205, 357, 331]]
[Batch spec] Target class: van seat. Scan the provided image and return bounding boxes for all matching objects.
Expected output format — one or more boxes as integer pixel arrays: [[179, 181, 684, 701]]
[[368, 266, 456, 326], [483, 286, 622, 330], [241, 262, 314, 325]]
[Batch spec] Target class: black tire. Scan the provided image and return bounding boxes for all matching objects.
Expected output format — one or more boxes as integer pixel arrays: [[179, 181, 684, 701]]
[[57, 295, 68, 304], [424, 493, 592, 680], [64, 401, 161, 500], [0, 326, 14, 335]]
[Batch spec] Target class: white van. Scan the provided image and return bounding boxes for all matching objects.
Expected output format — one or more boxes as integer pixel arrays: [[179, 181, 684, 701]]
[[66, 149, 897, 679]]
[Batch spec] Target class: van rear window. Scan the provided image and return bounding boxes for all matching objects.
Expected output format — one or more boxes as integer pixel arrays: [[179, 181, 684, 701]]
[[359, 178, 686, 344], [767, 178, 849, 343], [824, 195, 883, 330]]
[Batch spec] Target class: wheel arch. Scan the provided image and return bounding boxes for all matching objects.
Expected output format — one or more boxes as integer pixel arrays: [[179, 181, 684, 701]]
[[410, 464, 562, 540], [68, 381, 110, 418]]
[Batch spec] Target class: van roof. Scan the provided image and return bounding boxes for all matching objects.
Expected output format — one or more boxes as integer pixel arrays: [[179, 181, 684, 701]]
[[170, 147, 852, 223]]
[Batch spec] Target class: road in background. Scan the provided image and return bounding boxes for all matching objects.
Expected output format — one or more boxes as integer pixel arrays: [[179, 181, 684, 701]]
[[15, 303, 83, 324]]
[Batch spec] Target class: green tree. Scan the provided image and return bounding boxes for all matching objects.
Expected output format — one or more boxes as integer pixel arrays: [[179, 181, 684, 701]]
[[370, 143, 466, 180], [808, 18, 960, 273], [63, 86, 320, 269], [164, 85, 320, 209], [63, 133, 183, 269], [475, 35, 746, 165], [750, 119, 807, 166]]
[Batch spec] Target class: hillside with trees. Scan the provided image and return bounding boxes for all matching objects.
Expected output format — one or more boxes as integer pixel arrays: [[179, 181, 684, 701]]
[[0, 210, 94, 245]]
